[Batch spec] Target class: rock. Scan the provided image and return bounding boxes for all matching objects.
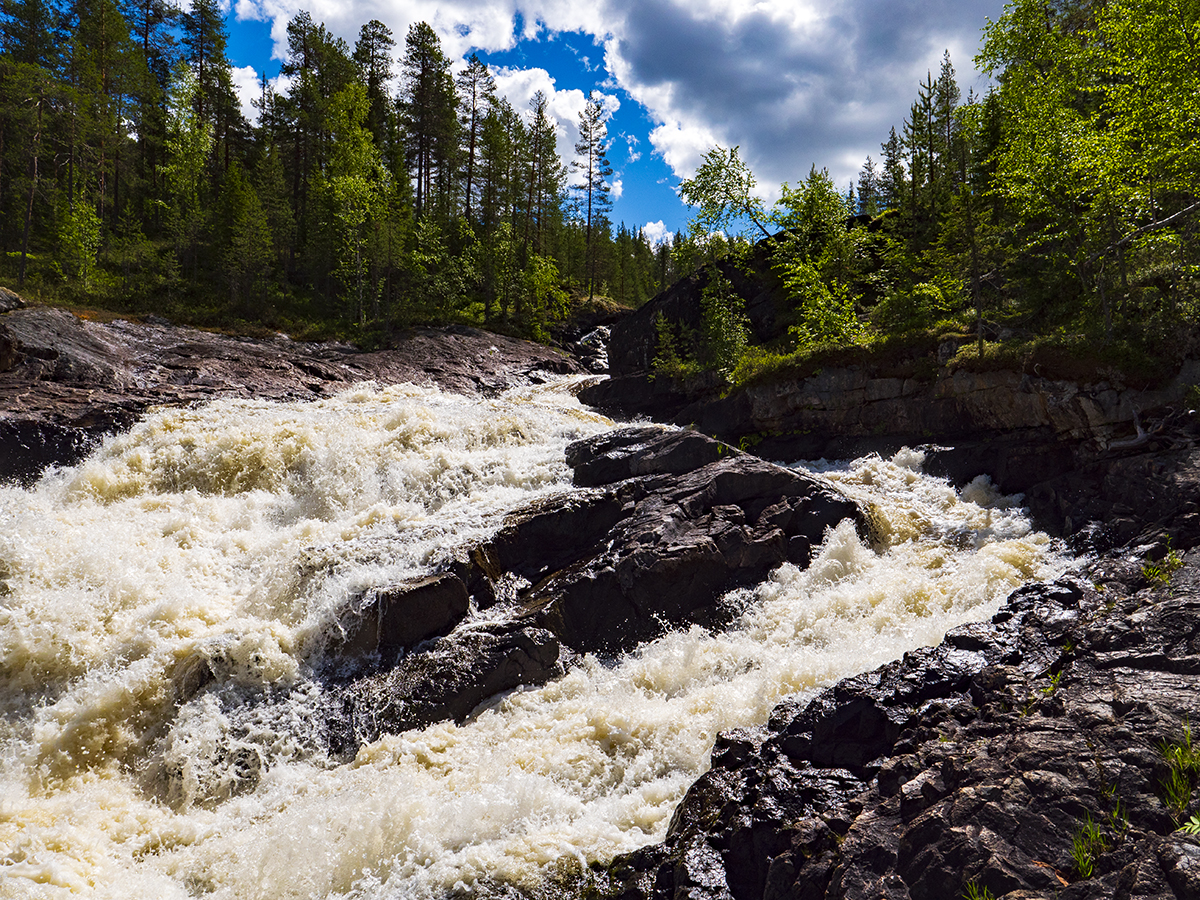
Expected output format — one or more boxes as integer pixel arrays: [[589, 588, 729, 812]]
[[1022, 410, 1200, 552], [581, 552, 1200, 900], [607, 235, 788, 378], [323, 427, 866, 746], [329, 623, 562, 747], [325, 573, 471, 663], [0, 286, 25, 313], [565, 425, 727, 486], [0, 306, 587, 481]]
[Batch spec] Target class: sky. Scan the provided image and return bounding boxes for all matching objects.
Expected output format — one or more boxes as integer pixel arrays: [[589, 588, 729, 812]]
[[222, 0, 1010, 242]]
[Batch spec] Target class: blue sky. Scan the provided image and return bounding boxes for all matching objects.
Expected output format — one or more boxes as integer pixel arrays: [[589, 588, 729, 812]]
[[222, 0, 1009, 242]]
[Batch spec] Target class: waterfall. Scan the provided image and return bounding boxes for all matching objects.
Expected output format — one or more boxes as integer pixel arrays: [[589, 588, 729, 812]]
[[0, 380, 1069, 899]]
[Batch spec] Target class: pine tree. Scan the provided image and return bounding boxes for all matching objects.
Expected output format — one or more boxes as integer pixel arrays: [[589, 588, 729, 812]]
[[398, 21, 458, 220], [456, 53, 494, 223], [571, 92, 613, 300], [352, 19, 395, 155]]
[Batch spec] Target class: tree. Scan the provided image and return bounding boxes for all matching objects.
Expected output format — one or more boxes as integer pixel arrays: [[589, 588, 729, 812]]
[[571, 91, 613, 299], [352, 19, 394, 151], [325, 82, 383, 325], [399, 21, 458, 220], [456, 53, 494, 223], [526, 90, 564, 256], [679, 144, 770, 240]]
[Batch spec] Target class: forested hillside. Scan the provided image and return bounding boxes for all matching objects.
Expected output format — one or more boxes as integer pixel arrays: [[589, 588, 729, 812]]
[[0, 2, 686, 340], [657, 0, 1200, 386]]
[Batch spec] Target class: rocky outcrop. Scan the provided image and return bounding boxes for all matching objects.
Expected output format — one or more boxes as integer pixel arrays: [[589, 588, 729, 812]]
[[583, 362, 1198, 482], [580, 552, 1200, 900], [584, 323, 1200, 549], [606, 236, 789, 378], [1023, 410, 1200, 553], [323, 427, 866, 747], [0, 303, 586, 481]]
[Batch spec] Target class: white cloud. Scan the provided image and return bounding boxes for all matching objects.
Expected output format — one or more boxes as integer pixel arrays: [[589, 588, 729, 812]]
[[233, 0, 1004, 189], [230, 66, 293, 125], [611, 178, 623, 201], [642, 220, 671, 246], [230, 65, 261, 124]]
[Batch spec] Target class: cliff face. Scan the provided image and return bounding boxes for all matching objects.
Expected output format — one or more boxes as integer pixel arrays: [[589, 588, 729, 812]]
[[581, 554, 1200, 900]]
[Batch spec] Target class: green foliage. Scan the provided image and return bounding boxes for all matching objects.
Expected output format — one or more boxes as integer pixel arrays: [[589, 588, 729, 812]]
[[679, 145, 771, 240], [962, 881, 996, 900], [697, 269, 749, 373], [871, 282, 948, 333], [1143, 546, 1184, 586], [1159, 723, 1200, 822], [650, 311, 693, 381], [57, 201, 102, 289], [1071, 813, 1109, 879], [1177, 815, 1200, 836], [650, 268, 748, 380]]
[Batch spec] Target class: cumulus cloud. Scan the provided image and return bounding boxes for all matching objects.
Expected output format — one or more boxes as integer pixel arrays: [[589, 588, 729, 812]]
[[230, 66, 293, 125], [489, 66, 621, 185], [232, 0, 1004, 189], [642, 220, 672, 247]]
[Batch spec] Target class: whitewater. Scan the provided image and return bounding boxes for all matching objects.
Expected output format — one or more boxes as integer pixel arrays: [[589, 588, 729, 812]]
[[0, 378, 1070, 898]]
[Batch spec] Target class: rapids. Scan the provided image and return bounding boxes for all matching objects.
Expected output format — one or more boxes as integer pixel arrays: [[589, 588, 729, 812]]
[[0, 380, 1070, 898]]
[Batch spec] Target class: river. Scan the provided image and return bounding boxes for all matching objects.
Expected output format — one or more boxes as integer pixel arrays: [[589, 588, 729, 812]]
[[0, 378, 1070, 898]]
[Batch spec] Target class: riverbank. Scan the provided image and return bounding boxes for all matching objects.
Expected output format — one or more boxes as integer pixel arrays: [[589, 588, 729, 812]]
[[0, 299, 587, 482], [2, 291, 1199, 899]]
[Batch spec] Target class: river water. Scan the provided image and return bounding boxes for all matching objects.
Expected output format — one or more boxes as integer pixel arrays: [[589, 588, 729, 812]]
[[0, 379, 1070, 898]]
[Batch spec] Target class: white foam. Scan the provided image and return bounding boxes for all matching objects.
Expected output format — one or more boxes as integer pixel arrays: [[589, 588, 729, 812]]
[[0, 395, 1069, 899]]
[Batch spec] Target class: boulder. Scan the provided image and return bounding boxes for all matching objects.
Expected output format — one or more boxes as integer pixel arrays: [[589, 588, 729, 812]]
[[581, 552, 1200, 900], [322, 427, 866, 743], [327, 573, 471, 663], [330, 623, 562, 749], [0, 285, 25, 314]]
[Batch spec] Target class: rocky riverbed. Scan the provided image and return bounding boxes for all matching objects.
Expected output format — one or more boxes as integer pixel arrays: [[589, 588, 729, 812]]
[[3, 294, 1200, 899], [0, 299, 585, 482]]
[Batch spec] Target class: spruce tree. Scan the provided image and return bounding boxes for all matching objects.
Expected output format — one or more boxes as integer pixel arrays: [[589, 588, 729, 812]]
[[571, 92, 613, 300]]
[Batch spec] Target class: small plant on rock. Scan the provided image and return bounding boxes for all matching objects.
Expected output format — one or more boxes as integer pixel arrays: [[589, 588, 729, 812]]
[[1178, 814, 1200, 835], [1071, 813, 1108, 879], [1142, 542, 1183, 586], [1159, 722, 1200, 822], [962, 880, 996, 900]]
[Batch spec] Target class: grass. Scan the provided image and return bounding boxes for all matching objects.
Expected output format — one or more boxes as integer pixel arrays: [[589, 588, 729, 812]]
[[1159, 723, 1200, 823], [1071, 813, 1109, 879], [962, 880, 996, 900]]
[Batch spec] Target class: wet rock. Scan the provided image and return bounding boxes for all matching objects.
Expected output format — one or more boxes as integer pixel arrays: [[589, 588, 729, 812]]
[[581, 553, 1200, 900], [326, 427, 865, 745], [331, 623, 561, 747], [0, 306, 587, 481], [327, 573, 471, 663]]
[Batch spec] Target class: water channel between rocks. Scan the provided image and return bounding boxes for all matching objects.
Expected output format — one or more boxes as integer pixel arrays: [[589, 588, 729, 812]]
[[0, 378, 1073, 899]]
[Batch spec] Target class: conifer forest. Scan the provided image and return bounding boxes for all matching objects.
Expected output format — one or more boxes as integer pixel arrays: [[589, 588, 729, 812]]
[[0, 0, 1198, 362]]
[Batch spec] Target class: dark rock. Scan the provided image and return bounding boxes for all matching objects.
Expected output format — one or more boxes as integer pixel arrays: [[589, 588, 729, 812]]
[[331, 623, 561, 747], [607, 236, 789, 380], [325, 427, 865, 746], [326, 573, 471, 663], [580, 551, 1200, 900], [0, 286, 25, 313], [565, 425, 727, 486], [0, 306, 588, 481]]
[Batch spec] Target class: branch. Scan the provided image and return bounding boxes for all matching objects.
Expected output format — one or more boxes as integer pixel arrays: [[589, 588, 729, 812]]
[[1087, 198, 1200, 267]]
